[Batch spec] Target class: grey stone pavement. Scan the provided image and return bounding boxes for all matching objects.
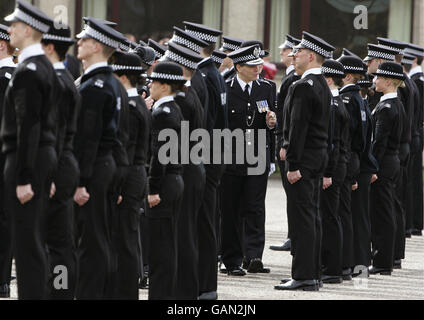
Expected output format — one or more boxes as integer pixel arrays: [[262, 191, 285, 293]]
[[2, 176, 424, 300]]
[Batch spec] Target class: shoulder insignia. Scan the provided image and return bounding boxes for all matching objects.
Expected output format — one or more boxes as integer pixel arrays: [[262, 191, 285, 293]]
[[116, 97, 121, 111], [221, 93, 227, 106], [333, 99, 339, 107], [129, 100, 137, 107], [361, 110, 367, 122], [383, 103, 391, 109], [163, 106, 171, 114], [420, 76, 424, 82], [26, 63, 37, 71], [307, 79, 314, 86], [5, 72, 11, 80], [95, 79, 104, 88], [201, 73, 206, 78]]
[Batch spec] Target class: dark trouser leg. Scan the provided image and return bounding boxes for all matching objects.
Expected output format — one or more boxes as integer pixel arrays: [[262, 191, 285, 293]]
[[278, 160, 291, 239], [75, 155, 116, 300], [405, 158, 414, 232], [198, 164, 224, 294], [411, 152, 423, 231], [5, 147, 56, 300], [339, 179, 355, 270], [176, 164, 205, 300], [394, 163, 407, 261], [351, 173, 372, 268]]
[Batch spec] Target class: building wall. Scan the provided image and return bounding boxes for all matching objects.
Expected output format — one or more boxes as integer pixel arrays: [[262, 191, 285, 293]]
[[413, 0, 424, 47], [35, 0, 76, 36]]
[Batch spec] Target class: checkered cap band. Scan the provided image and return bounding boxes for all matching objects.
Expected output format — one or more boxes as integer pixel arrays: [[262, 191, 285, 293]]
[[231, 54, 259, 64], [170, 34, 202, 53], [13, 8, 50, 33], [186, 30, 218, 43], [212, 54, 224, 65], [301, 39, 332, 58], [112, 64, 144, 72], [368, 50, 395, 61], [281, 40, 294, 49], [344, 65, 365, 72], [376, 68, 404, 78], [401, 56, 414, 65], [223, 42, 240, 51], [150, 72, 185, 81], [42, 34, 73, 43], [165, 50, 198, 70], [81, 25, 120, 49], [321, 66, 344, 76], [119, 43, 130, 52], [0, 31, 10, 41], [151, 47, 164, 59], [379, 44, 404, 55]]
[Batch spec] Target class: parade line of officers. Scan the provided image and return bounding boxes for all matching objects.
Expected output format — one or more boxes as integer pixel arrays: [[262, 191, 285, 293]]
[[0, 0, 422, 300]]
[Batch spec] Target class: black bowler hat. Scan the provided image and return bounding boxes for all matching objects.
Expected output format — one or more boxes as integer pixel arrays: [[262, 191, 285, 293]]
[[42, 22, 75, 46], [373, 61, 405, 80], [0, 24, 10, 41], [111, 51, 144, 75], [321, 60, 345, 78], [228, 45, 264, 66], [241, 40, 269, 57], [76, 17, 126, 49], [148, 39, 167, 59], [211, 50, 227, 67], [169, 26, 209, 54], [148, 61, 186, 83], [134, 44, 157, 67], [220, 36, 244, 52], [5, 0, 52, 33], [163, 41, 203, 70], [364, 44, 397, 62], [401, 53, 415, 66], [404, 43, 424, 58], [184, 21, 222, 44], [294, 31, 335, 59], [358, 74, 374, 88], [377, 37, 407, 55], [338, 56, 367, 75], [280, 34, 301, 50]]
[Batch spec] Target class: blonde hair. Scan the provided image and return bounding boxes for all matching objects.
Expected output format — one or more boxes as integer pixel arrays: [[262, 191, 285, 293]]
[[392, 78, 405, 89]]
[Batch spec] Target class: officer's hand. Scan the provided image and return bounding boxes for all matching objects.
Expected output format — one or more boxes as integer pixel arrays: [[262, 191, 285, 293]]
[[352, 182, 359, 191], [16, 184, 34, 205], [148, 194, 161, 208], [371, 174, 378, 184], [145, 96, 154, 110], [142, 92, 147, 99], [117, 196, 123, 205], [287, 170, 302, 184], [50, 183, 56, 199], [74, 187, 90, 206], [279, 148, 286, 161], [266, 111, 277, 128], [323, 177, 332, 190]]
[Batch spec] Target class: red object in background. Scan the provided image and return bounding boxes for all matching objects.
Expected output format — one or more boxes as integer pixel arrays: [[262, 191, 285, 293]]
[[263, 62, 278, 80]]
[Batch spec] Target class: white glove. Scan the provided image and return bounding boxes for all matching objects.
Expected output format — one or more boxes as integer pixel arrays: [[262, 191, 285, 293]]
[[269, 163, 276, 177]]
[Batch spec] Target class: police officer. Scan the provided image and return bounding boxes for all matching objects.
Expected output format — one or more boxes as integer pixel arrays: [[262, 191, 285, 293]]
[[219, 36, 243, 80], [1, 0, 58, 299], [270, 34, 301, 252], [0, 23, 16, 299], [369, 62, 404, 275], [276, 32, 334, 291], [73, 17, 126, 299], [41, 22, 81, 300], [146, 61, 185, 300], [221, 45, 276, 276], [184, 21, 227, 299]]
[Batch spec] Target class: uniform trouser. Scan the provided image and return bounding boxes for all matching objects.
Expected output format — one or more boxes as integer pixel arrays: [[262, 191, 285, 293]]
[[405, 155, 414, 232], [139, 166, 150, 277], [4, 146, 57, 300], [147, 174, 184, 300], [286, 170, 322, 281], [175, 164, 206, 300], [75, 154, 116, 300], [370, 155, 400, 269], [351, 172, 372, 268], [198, 164, 225, 294], [410, 151, 423, 231], [321, 163, 346, 277], [114, 165, 146, 300], [0, 152, 12, 286], [221, 172, 268, 269], [46, 151, 79, 300], [278, 159, 291, 239]]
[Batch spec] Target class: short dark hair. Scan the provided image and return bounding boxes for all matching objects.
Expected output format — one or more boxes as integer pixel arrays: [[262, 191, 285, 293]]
[[202, 43, 216, 56], [417, 57, 423, 65], [331, 76, 344, 88], [403, 64, 412, 73], [41, 40, 71, 61], [156, 80, 187, 94]]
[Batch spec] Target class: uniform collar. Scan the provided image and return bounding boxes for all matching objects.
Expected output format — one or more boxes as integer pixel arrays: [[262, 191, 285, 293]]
[[127, 88, 139, 97], [53, 62, 66, 70], [340, 83, 356, 91], [153, 95, 174, 110], [185, 80, 191, 87], [286, 64, 295, 75], [0, 56, 15, 68], [409, 66, 422, 77], [236, 74, 253, 93], [301, 67, 321, 79], [85, 61, 108, 75], [331, 89, 339, 97], [380, 92, 397, 102], [18, 43, 44, 64]]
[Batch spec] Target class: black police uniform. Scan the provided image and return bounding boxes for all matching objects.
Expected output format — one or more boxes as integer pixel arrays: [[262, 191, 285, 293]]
[[46, 64, 80, 300]]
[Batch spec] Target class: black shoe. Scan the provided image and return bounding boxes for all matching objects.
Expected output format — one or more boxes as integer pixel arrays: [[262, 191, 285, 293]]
[[280, 277, 291, 284], [274, 279, 319, 291], [219, 261, 227, 274], [269, 239, 291, 251], [138, 277, 148, 290], [393, 260, 402, 269], [198, 291, 217, 300], [227, 267, 246, 276], [406, 229, 412, 238], [368, 266, 392, 276], [247, 258, 271, 274], [0, 284, 10, 298], [342, 268, 352, 281], [321, 275, 343, 284], [411, 229, 422, 236]]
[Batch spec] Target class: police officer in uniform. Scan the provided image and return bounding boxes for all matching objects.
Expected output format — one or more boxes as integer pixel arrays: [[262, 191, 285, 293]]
[[275, 32, 334, 291], [219, 36, 243, 80], [270, 34, 301, 252], [73, 17, 126, 300], [1, 0, 58, 299], [41, 22, 81, 300], [369, 62, 404, 275], [0, 23, 16, 299]]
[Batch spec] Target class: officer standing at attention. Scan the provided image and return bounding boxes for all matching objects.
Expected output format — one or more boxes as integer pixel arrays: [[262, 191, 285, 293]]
[[1, 0, 58, 300], [184, 21, 228, 300], [41, 22, 81, 300], [73, 17, 126, 300], [0, 23, 16, 299], [276, 32, 334, 291], [270, 34, 301, 252]]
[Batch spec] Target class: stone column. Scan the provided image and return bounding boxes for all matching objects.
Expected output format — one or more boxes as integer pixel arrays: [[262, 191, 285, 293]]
[[269, 0, 290, 61], [413, 0, 424, 46], [203, 0, 222, 31]]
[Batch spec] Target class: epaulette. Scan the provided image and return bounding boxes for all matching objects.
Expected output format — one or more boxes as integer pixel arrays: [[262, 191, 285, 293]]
[[94, 79, 104, 88], [342, 96, 351, 104], [26, 62, 37, 71], [307, 79, 314, 86], [4, 72, 12, 80], [420, 76, 424, 82], [162, 106, 171, 114], [129, 100, 137, 107]]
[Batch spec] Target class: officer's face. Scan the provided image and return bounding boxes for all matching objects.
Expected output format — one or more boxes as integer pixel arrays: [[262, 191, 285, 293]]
[[149, 80, 170, 101], [374, 76, 391, 93], [280, 48, 292, 65], [8, 21, 27, 49], [293, 48, 310, 75], [237, 64, 262, 82], [367, 58, 381, 74], [77, 38, 98, 60]]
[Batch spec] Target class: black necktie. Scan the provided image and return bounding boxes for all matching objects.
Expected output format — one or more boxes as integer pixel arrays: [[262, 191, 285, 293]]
[[244, 84, 250, 99]]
